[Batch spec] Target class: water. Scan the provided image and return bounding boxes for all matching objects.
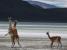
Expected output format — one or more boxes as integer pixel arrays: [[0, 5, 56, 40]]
[[0, 22, 67, 50], [0, 22, 67, 38], [0, 38, 67, 50]]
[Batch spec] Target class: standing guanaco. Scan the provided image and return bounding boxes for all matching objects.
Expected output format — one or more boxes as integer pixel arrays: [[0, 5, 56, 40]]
[[46, 32, 62, 48], [5, 17, 21, 48]]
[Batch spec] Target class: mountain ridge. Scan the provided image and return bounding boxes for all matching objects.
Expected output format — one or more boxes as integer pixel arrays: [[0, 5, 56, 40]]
[[0, 0, 67, 22]]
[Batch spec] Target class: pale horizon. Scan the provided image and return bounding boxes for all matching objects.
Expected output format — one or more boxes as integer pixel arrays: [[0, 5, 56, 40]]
[[0, 22, 67, 38]]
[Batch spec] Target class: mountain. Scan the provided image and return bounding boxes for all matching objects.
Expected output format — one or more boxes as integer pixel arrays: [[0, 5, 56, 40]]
[[26, 1, 57, 9], [0, 0, 67, 22]]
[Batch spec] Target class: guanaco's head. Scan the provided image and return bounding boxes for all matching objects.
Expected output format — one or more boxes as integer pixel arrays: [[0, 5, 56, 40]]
[[13, 20, 17, 27], [8, 16, 11, 20], [46, 32, 49, 35]]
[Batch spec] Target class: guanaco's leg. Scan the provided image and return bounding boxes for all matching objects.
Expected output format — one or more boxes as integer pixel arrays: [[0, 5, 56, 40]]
[[51, 41, 53, 48], [16, 37, 21, 47], [57, 41, 59, 48], [11, 36, 15, 48], [59, 41, 62, 47], [57, 40, 62, 48]]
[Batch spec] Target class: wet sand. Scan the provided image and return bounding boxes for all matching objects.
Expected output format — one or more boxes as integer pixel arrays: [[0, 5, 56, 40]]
[[0, 38, 67, 50]]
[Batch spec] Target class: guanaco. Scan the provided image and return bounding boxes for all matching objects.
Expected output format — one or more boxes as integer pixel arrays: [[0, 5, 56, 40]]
[[5, 17, 21, 48], [46, 32, 62, 48]]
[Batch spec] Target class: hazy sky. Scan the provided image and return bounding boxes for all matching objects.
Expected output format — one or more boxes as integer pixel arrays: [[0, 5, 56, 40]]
[[23, 0, 67, 8]]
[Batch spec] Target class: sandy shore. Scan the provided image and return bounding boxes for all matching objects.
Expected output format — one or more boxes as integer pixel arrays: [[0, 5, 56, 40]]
[[0, 37, 67, 50]]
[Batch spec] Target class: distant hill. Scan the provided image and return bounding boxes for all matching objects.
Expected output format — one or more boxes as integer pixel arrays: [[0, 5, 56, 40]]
[[26, 1, 57, 9], [0, 0, 67, 22]]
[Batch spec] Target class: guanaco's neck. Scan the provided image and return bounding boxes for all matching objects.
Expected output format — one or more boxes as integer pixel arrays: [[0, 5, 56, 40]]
[[47, 33, 51, 39], [13, 22, 16, 29], [9, 18, 12, 30]]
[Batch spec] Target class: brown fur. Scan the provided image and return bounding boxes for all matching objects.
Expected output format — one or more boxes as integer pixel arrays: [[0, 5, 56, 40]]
[[10, 20, 21, 47], [7, 17, 21, 47], [46, 32, 62, 48]]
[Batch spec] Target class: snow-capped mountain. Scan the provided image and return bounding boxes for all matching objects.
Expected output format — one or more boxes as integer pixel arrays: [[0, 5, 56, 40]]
[[0, 0, 67, 22], [23, 0, 67, 9], [24, 1, 57, 9]]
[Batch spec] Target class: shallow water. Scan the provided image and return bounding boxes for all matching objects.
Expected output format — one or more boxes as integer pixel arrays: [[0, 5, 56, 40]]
[[0, 22, 67, 38], [0, 38, 67, 50], [0, 22, 67, 50]]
